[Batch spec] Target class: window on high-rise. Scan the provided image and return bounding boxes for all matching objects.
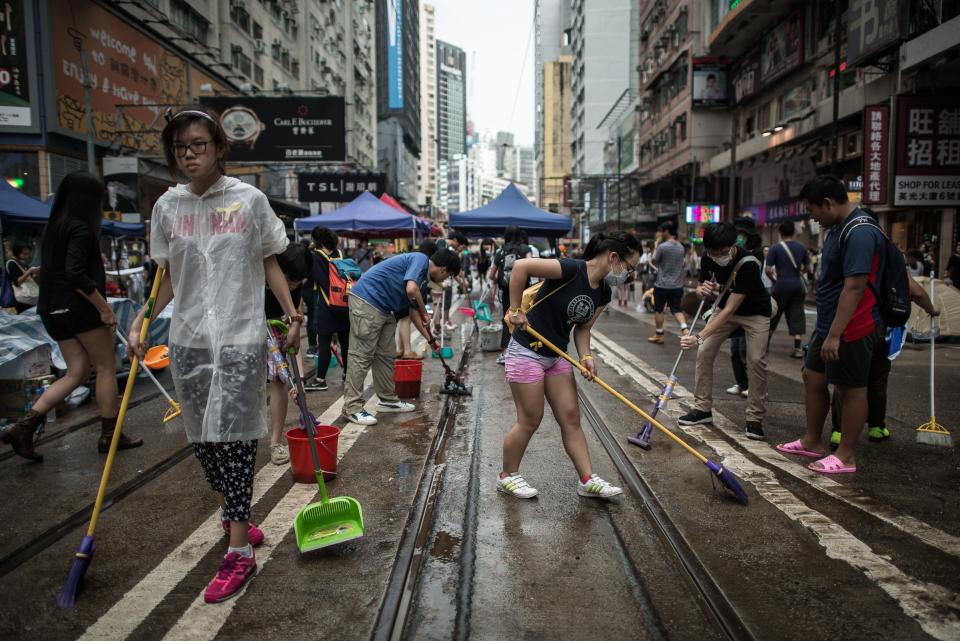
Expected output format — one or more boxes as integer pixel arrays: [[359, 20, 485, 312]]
[[171, 0, 210, 41]]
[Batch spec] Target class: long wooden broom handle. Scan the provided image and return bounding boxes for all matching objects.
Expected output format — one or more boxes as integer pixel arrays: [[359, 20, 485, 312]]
[[524, 326, 709, 465], [87, 266, 166, 537]]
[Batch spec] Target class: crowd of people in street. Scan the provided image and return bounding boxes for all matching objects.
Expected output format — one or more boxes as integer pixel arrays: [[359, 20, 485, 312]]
[[0, 104, 956, 604]]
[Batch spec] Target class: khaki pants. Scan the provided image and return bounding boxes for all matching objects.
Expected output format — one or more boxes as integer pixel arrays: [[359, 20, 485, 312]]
[[344, 295, 399, 415], [693, 314, 770, 423]]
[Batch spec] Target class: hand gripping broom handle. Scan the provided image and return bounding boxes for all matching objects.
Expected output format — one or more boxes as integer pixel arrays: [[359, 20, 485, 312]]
[[86, 266, 165, 537], [523, 326, 709, 465]]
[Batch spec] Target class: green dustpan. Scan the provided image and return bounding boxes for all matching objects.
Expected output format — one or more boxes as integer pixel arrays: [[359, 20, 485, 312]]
[[269, 321, 365, 553]]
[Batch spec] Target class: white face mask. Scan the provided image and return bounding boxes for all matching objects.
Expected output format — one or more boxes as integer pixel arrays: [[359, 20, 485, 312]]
[[711, 248, 734, 266]]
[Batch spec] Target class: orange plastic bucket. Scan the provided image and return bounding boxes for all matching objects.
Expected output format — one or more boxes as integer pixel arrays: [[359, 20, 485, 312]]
[[285, 424, 340, 483], [144, 345, 170, 370], [394, 359, 423, 398]]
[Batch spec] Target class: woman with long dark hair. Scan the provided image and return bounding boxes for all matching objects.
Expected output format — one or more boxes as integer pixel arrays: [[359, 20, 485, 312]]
[[477, 237, 495, 288], [2, 171, 141, 462], [305, 225, 351, 390], [497, 232, 639, 500], [5, 240, 39, 313]]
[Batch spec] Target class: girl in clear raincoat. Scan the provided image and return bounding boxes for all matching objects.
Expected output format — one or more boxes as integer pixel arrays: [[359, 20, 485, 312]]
[[128, 107, 303, 604]]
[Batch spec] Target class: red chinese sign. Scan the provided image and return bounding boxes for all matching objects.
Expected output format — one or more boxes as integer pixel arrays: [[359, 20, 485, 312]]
[[894, 95, 960, 206], [862, 104, 889, 205]]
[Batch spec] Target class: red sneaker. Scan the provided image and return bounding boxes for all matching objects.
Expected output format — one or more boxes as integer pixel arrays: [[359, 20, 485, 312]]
[[204, 552, 256, 603], [221, 520, 265, 547]]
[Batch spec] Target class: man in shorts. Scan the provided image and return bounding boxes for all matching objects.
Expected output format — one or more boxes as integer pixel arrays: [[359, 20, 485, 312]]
[[776, 176, 885, 474], [648, 222, 689, 343]]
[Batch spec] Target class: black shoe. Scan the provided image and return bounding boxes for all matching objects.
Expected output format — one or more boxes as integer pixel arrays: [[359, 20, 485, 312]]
[[306, 347, 319, 357], [745, 421, 765, 441], [678, 410, 713, 426], [1, 410, 44, 462], [304, 378, 328, 391], [98, 417, 143, 454]]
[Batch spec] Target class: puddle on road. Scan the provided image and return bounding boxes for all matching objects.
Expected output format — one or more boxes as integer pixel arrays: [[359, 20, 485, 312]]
[[430, 530, 461, 562]]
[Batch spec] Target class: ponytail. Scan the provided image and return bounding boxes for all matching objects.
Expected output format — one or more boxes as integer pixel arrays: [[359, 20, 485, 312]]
[[582, 232, 639, 261]]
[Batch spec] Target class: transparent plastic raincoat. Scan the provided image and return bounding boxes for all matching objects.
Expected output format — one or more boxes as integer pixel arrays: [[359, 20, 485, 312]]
[[150, 176, 288, 443]]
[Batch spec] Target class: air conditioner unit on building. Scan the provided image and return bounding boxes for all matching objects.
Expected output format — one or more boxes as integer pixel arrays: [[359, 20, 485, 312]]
[[254, 39, 265, 54]]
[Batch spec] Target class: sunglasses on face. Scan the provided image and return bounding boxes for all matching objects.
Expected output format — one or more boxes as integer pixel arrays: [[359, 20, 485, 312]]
[[171, 140, 212, 158]]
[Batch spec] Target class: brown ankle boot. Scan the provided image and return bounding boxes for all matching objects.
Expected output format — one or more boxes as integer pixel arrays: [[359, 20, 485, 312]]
[[1, 410, 44, 462], [98, 417, 144, 454]]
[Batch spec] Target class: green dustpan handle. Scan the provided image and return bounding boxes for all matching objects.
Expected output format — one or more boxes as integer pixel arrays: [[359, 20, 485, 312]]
[[271, 321, 331, 505]]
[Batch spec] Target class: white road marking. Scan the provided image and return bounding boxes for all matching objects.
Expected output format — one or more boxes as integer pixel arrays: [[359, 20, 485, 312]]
[[589, 332, 960, 640], [592, 330, 960, 558], [78, 373, 371, 641]]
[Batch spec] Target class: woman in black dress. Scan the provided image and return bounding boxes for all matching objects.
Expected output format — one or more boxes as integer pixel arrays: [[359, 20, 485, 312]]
[[2, 172, 143, 461], [305, 226, 350, 391]]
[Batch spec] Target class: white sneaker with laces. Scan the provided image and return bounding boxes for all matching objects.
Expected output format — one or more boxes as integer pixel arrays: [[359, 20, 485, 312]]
[[270, 443, 289, 465], [347, 410, 378, 426], [725, 384, 743, 395], [577, 474, 623, 498], [497, 473, 538, 499], [496, 353, 506, 365], [377, 399, 415, 413]]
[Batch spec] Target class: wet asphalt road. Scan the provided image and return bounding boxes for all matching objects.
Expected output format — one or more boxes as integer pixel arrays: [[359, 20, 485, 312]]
[[0, 302, 958, 641]]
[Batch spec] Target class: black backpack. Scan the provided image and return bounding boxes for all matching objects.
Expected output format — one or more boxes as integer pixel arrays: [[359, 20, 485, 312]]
[[838, 215, 911, 328], [496, 243, 529, 289]]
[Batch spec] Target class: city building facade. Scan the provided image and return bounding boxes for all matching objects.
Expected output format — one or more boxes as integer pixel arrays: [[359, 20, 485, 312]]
[[436, 39, 467, 215], [417, 2, 438, 209]]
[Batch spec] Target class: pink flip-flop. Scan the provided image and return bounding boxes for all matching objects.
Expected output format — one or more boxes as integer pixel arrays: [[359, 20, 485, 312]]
[[775, 439, 824, 459], [808, 454, 857, 475]]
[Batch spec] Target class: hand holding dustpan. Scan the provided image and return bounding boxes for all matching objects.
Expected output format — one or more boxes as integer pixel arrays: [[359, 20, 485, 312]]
[[268, 320, 365, 552]]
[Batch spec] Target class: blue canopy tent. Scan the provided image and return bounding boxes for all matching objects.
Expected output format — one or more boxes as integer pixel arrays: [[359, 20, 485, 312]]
[[293, 191, 432, 239], [449, 183, 572, 238], [0, 181, 146, 236]]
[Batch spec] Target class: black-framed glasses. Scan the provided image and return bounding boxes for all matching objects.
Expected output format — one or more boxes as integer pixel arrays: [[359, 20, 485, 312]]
[[171, 140, 211, 157]]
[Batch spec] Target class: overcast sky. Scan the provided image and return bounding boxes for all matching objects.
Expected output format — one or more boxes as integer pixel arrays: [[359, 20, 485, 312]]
[[427, 0, 535, 146]]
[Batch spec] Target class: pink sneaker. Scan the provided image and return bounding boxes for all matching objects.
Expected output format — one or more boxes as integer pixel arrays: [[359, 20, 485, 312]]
[[221, 520, 265, 547], [204, 552, 256, 603]]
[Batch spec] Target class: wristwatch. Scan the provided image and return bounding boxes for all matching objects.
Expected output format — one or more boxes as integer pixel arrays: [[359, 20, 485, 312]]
[[695, 334, 704, 346], [284, 313, 305, 324], [220, 105, 265, 151]]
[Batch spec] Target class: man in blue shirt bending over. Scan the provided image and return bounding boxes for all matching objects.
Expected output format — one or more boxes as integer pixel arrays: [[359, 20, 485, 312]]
[[343, 249, 461, 426]]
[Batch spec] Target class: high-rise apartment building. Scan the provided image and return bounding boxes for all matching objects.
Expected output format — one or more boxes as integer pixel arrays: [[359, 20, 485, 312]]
[[376, 0, 421, 205], [436, 40, 467, 163], [534, 0, 571, 206], [417, 3, 438, 208], [569, 0, 631, 176], [541, 55, 573, 211]]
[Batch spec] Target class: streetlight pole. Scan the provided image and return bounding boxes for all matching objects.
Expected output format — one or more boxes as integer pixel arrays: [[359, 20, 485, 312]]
[[69, 29, 97, 175], [616, 136, 622, 231]]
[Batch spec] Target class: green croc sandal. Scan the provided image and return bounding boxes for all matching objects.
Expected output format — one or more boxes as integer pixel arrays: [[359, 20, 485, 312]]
[[867, 426, 890, 442]]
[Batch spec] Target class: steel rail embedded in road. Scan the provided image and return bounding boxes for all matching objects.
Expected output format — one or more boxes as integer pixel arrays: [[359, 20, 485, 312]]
[[579, 389, 756, 641]]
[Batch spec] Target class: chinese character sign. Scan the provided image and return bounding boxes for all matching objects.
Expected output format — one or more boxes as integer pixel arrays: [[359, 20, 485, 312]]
[[895, 95, 960, 206], [862, 104, 889, 205], [0, 0, 33, 129]]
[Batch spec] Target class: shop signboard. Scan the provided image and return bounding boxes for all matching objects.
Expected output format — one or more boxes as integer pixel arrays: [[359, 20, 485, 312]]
[[765, 199, 807, 224], [760, 12, 802, 85], [0, 0, 39, 131], [685, 204, 721, 224], [847, 0, 909, 68], [201, 96, 346, 162], [780, 82, 812, 122], [731, 52, 760, 105], [741, 155, 816, 206], [862, 105, 889, 205], [894, 95, 960, 207], [692, 62, 728, 108], [297, 173, 386, 202], [48, 0, 228, 152], [387, 0, 403, 109]]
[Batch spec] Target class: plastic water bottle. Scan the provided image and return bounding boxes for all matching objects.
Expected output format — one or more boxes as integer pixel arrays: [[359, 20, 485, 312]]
[[42, 381, 56, 423]]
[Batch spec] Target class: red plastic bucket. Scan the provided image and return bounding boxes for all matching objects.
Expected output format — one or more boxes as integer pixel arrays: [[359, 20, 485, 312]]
[[394, 359, 423, 398], [285, 424, 340, 483]]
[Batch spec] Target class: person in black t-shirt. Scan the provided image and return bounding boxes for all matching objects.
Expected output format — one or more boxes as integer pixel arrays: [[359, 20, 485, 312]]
[[264, 243, 311, 466], [498, 232, 639, 501], [678, 223, 771, 441], [491, 225, 532, 360]]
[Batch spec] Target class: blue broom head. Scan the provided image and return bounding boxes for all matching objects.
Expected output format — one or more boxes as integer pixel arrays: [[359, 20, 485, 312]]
[[57, 535, 96, 609], [706, 460, 749, 506]]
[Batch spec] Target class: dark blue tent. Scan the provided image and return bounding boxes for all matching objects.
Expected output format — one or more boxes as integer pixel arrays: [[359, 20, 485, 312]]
[[0, 181, 145, 236], [449, 183, 572, 238], [0, 180, 51, 227], [293, 191, 432, 238]]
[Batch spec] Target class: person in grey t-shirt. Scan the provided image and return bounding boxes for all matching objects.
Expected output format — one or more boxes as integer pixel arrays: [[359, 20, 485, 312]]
[[648, 222, 689, 343]]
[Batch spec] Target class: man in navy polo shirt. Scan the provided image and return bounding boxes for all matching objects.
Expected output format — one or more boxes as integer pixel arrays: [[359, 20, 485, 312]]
[[343, 249, 461, 426], [776, 176, 884, 474]]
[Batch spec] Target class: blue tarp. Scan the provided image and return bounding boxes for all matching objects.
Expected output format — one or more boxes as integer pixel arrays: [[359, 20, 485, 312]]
[[449, 183, 572, 238], [0, 181, 146, 236], [293, 191, 432, 238]]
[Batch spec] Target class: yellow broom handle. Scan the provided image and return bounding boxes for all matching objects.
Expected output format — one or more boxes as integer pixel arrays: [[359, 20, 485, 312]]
[[86, 267, 166, 537], [524, 326, 709, 465]]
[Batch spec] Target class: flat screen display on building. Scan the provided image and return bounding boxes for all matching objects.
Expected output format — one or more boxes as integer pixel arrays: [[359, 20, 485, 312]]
[[685, 204, 721, 224], [692, 65, 728, 107]]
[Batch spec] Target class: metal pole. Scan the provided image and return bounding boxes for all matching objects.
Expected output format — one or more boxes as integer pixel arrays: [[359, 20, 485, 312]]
[[80, 47, 97, 175], [728, 117, 737, 219], [830, 0, 842, 175], [617, 137, 622, 230]]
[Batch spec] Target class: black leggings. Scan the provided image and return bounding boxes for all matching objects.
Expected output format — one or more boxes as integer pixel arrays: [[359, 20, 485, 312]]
[[316, 331, 349, 380]]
